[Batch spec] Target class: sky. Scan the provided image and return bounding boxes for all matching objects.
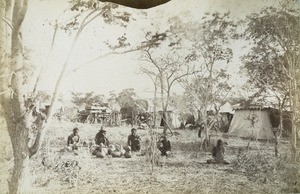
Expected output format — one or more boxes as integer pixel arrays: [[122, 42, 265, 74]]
[[22, 0, 280, 101]]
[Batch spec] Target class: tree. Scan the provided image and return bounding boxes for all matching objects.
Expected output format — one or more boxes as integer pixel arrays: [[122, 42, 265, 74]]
[[241, 5, 300, 158], [141, 49, 196, 133], [138, 23, 200, 132], [0, 1, 173, 193], [0, 1, 35, 193], [173, 12, 235, 149], [71, 92, 105, 107], [117, 88, 136, 124], [117, 88, 136, 108], [139, 68, 159, 127], [241, 6, 299, 137], [107, 90, 119, 109]]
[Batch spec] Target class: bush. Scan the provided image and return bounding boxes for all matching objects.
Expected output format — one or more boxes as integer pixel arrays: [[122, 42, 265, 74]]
[[232, 150, 300, 192]]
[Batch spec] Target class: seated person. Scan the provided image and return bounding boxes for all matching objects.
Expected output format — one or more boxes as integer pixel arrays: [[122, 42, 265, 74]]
[[127, 128, 141, 152], [67, 127, 80, 151], [95, 128, 109, 147], [157, 136, 171, 156], [207, 139, 230, 164]]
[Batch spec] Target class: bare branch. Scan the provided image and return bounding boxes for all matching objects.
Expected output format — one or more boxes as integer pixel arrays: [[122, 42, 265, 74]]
[[0, 16, 13, 29]]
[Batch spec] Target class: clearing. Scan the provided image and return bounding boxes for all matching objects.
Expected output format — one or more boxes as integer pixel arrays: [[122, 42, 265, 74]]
[[0, 120, 299, 194]]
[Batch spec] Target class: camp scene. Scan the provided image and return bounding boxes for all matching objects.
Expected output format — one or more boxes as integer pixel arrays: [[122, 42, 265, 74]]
[[0, 0, 300, 193]]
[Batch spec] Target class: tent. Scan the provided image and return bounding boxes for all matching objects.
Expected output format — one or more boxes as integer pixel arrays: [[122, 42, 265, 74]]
[[219, 102, 234, 114], [154, 110, 181, 129], [219, 102, 234, 132], [228, 105, 275, 140]]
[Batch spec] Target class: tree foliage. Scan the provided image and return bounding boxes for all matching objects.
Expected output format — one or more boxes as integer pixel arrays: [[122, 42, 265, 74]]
[[242, 6, 300, 105], [71, 92, 105, 107], [176, 12, 235, 120], [116, 88, 136, 108], [241, 5, 300, 156]]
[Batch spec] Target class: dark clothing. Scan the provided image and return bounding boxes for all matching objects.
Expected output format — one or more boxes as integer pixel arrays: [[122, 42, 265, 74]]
[[128, 134, 141, 151], [212, 145, 225, 161], [67, 134, 80, 146], [157, 139, 171, 156], [95, 132, 109, 147], [207, 145, 229, 164], [67, 133, 80, 150]]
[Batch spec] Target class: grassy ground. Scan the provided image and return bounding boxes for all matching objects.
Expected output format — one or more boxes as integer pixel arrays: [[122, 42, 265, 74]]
[[1, 120, 299, 194]]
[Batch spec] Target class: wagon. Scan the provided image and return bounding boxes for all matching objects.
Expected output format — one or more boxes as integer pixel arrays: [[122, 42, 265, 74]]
[[75, 103, 112, 124]]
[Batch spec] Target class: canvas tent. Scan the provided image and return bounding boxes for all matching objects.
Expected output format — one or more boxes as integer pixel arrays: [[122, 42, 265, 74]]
[[219, 102, 234, 114], [154, 110, 181, 129], [228, 105, 275, 140]]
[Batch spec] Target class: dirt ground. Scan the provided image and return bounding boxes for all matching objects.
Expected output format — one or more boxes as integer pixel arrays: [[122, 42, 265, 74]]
[[1, 120, 299, 194]]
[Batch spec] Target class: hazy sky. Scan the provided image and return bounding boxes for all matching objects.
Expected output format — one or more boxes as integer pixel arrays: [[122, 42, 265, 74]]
[[23, 0, 280, 100]]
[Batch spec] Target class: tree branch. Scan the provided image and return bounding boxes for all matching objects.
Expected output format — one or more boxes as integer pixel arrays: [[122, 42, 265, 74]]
[[32, 20, 59, 95], [0, 16, 13, 29], [12, 0, 28, 32]]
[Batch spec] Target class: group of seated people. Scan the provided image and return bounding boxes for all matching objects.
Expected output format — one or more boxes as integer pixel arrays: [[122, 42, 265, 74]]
[[67, 127, 172, 158], [67, 127, 228, 164]]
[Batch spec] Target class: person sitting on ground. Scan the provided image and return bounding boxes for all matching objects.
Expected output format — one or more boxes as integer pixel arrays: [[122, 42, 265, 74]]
[[95, 127, 110, 147], [127, 128, 141, 152], [207, 139, 230, 164], [67, 127, 80, 151], [157, 136, 171, 156]]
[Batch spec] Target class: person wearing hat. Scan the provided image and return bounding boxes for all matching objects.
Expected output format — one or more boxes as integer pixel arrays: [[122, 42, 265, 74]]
[[95, 127, 110, 147], [127, 128, 141, 152], [67, 127, 80, 151]]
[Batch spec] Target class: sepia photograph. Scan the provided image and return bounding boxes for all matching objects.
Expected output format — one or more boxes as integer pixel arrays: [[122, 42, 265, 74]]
[[0, 0, 299, 193]]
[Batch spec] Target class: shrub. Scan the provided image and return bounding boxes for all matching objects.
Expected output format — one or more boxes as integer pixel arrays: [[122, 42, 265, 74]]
[[232, 150, 300, 192]]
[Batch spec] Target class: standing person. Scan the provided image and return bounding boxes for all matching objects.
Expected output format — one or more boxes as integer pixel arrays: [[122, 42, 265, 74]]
[[95, 127, 110, 147], [127, 128, 141, 152], [67, 127, 80, 151], [207, 139, 230, 164]]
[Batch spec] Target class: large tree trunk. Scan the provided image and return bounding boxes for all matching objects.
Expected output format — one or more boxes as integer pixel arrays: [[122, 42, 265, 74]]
[[0, 0, 31, 193], [9, 155, 30, 194], [7, 120, 30, 194]]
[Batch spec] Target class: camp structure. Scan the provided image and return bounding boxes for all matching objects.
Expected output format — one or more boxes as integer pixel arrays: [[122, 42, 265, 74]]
[[154, 110, 181, 129], [219, 102, 234, 124], [228, 105, 275, 140], [218, 102, 234, 132]]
